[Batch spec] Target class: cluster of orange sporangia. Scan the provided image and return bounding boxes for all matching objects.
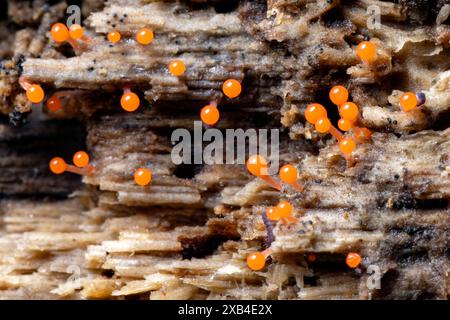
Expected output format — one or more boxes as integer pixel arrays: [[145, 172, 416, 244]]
[[50, 149, 153, 187], [244, 154, 363, 271], [21, 22, 246, 129], [246, 155, 304, 192], [200, 79, 242, 126], [40, 28, 414, 274], [315, 84, 424, 148], [306, 85, 373, 156], [49, 151, 94, 176], [42, 21, 246, 190], [46, 25, 156, 186], [247, 206, 363, 271]]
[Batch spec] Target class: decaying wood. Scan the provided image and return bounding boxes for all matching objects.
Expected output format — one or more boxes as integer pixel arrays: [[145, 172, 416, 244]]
[[0, 0, 449, 300]]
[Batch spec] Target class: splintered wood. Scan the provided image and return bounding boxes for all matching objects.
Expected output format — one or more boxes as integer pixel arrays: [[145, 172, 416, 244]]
[[0, 0, 449, 300]]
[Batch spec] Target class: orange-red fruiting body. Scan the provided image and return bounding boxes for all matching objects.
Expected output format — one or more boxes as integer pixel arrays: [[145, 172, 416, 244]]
[[121, 91, 140, 112], [46, 96, 62, 111], [276, 201, 293, 219], [26, 84, 45, 104], [307, 253, 317, 262], [315, 117, 331, 133], [169, 60, 186, 76], [247, 252, 267, 271], [246, 155, 281, 190], [346, 252, 362, 268], [246, 155, 268, 177], [107, 31, 121, 43], [69, 24, 84, 39], [134, 168, 152, 186], [305, 103, 327, 125], [279, 164, 298, 184], [73, 151, 90, 168], [50, 156, 93, 176], [266, 207, 281, 221], [339, 102, 359, 122], [50, 23, 69, 42], [200, 105, 220, 126], [136, 28, 154, 45], [356, 41, 377, 64], [222, 79, 242, 99], [49, 157, 67, 174], [329, 86, 349, 106], [337, 118, 354, 131], [339, 137, 356, 154], [399, 92, 418, 111]]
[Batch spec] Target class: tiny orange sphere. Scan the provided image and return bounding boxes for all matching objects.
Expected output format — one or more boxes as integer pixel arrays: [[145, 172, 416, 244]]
[[337, 118, 354, 131], [222, 79, 242, 99], [339, 102, 359, 121], [73, 151, 90, 168], [305, 103, 327, 125], [46, 96, 62, 112], [276, 200, 293, 218], [346, 252, 361, 268], [279, 164, 298, 184], [136, 28, 154, 45], [356, 41, 377, 64], [200, 105, 220, 126], [49, 157, 67, 174], [329, 85, 349, 106], [169, 60, 186, 76], [399, 92, 418, 111], [247, 252, 266, 271], [51, 23, 69, 42], [315, 117, 331, 133], [307, 253, 316, 262], [107, 31, 121, 43], [134, 168, 152, 186], [339, 137, 356, 154], [266, 207, 281, 221], [120, 92, 140, 112], [246, 155, 268, 177], [69, 24, 84, 39], [26, 84, 45, 104]]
